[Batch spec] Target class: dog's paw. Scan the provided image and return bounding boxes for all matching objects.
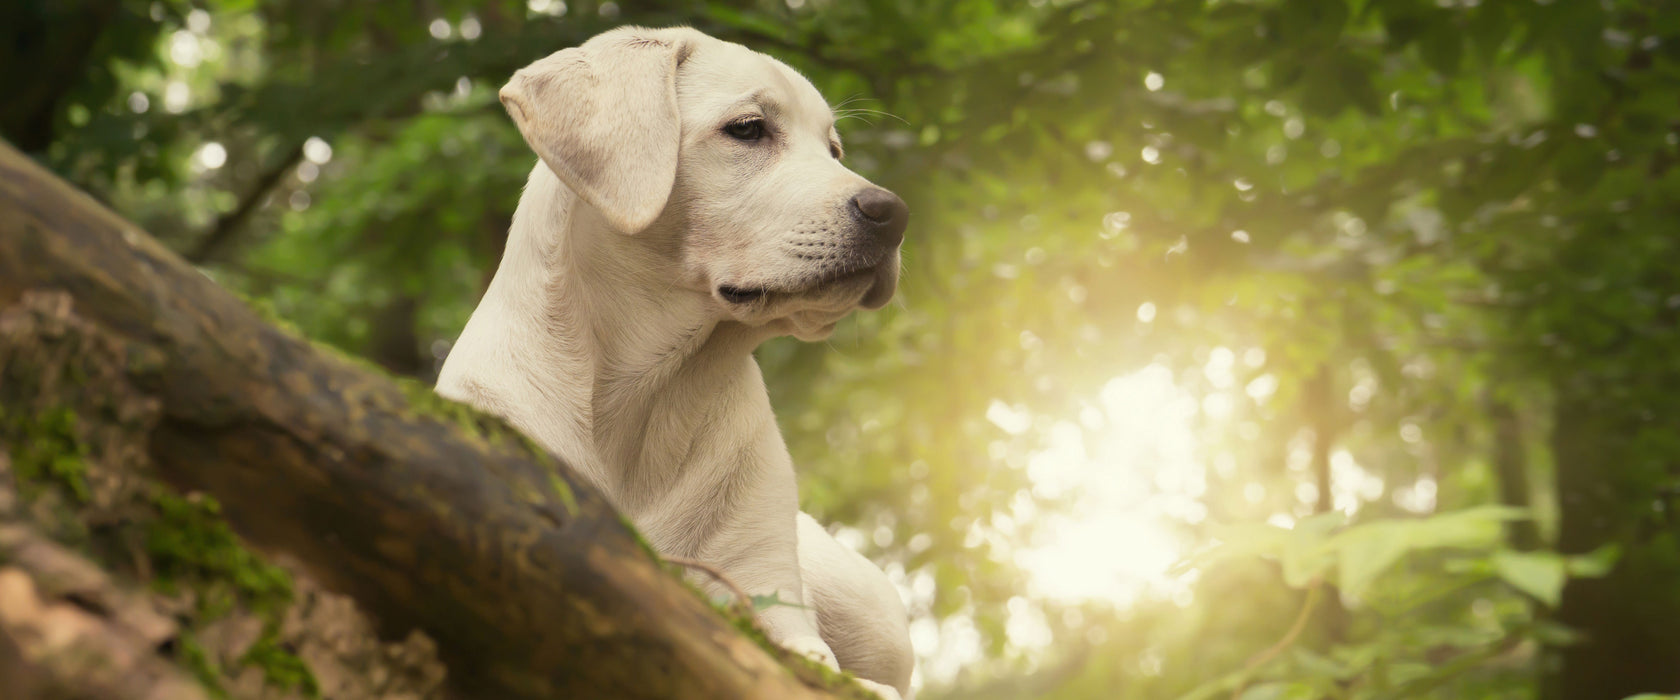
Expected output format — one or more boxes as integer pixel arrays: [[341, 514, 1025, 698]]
[[852, 678, 904, 700], [781, 636, 903, 700], [780, 634, 840, 670]]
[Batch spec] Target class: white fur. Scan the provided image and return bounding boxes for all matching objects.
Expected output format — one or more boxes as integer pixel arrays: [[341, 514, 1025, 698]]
[[436, 26, 913, 698]]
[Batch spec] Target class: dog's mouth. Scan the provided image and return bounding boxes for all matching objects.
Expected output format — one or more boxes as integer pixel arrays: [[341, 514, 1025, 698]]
[[715, 266, 879, 308], [717, 286, 767, 304]]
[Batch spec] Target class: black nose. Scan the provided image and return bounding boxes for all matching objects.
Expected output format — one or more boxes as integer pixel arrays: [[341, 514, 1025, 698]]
[[849, 188, 909, 248]]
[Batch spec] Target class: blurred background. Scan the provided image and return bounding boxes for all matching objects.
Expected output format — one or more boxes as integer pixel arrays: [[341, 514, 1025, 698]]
[[5, 1, 1678, 698]]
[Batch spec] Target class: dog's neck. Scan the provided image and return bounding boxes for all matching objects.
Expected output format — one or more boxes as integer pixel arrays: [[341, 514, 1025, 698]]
[[461, 166, 776, 504]]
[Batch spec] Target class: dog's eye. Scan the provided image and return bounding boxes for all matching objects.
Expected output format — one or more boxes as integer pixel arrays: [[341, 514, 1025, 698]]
[[724, 118, 766, 141]]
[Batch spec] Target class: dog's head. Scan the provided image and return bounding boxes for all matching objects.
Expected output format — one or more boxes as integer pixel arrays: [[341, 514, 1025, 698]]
[[499, 26, 906, 341]]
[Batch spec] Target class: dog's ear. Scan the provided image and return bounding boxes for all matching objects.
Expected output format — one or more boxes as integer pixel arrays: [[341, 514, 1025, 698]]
[[500, 28, 692, 235]]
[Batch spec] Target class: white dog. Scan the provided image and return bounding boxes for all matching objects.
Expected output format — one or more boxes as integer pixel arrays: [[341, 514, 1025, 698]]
[[435, 25, 914, 698]]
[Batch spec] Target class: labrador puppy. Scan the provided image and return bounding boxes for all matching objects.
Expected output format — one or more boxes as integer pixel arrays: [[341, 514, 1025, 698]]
[[435, 26, 913, 698]]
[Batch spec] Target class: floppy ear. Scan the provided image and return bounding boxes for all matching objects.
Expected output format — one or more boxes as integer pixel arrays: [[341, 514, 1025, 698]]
[[499, 29, 691, 234]]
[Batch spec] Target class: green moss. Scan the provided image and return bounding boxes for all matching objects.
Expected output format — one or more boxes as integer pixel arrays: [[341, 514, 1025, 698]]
[[6, 405, 92, 503], [176, 630, 229, 699], [144, 489, 293, 614], [659, 530, 871, 696], [144, 488, 325, 697], [143, 488, 322, 696], [236, 289, 548, 463], [394, 377, 554, 463], [232, 291, 306, 338], [241, 626, 322, 698], [618, 512, 662, 562], [548, 472, 579, 516], [708, 599, 877, 700]]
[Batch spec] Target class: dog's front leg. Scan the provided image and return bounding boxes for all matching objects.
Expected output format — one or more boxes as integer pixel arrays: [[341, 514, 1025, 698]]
[[661, 460, 898, 699], [686, 490, 832, 660], [691, 538, 904, 700]]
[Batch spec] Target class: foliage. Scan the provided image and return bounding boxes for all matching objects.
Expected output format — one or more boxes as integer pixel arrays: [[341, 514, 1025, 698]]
[[1169, 507, 1618, 699], [9, 0, 1680, 698]]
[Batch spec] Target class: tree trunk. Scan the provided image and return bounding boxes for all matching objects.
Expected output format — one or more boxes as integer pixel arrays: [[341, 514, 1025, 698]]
[[1305, 366, 1335, 516], [0, 0, 123, 153], [1488, 397, 1540, 551], [1301, 364, 1348, 644], [366, 293, 427, 379], [1546, 389, 1680, 700], [0, 140, 868, 700]]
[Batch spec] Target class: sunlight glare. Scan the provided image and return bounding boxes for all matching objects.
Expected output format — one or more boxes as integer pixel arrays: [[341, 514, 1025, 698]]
[[1017, 363, 1203, 603]]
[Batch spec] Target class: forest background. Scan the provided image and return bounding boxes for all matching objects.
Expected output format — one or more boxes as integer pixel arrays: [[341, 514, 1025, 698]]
[[5, 1, 1679, 698]]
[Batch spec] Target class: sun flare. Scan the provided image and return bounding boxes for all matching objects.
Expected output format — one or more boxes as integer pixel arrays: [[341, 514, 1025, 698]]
[[1013, 363, 1204, 604]]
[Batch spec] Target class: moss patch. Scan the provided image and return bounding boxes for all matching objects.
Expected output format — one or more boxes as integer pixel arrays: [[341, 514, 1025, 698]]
[[6, 405, 91, 503], [236, 290, 543, 458], [708, 599, 879, 700], [548, 472, 580, 515], [177, 630, 229, 697], [143, 491, 322, 697], [233, 290, 306, 339], [242, 627, 323, 698], [146, 489, 293, 608], [392, 377, 557, 463]]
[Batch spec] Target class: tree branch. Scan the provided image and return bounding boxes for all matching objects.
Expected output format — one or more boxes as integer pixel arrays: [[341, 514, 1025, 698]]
[[184, 142, 304, 265]]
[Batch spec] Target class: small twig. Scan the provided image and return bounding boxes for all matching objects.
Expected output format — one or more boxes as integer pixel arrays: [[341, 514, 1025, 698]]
[[1231, 576, 1324, 700], [185, 142, 305, 265], [663, 555, 755, 617]]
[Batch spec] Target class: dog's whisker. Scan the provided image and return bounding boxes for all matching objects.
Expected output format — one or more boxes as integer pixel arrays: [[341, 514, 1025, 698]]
[[839, 108, 909, 126], [835, 113, 878, 126], [833, 93, 871, 110]]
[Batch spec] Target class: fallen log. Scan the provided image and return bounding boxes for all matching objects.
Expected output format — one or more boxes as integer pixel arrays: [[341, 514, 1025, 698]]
[[0, 140, 869, 700]]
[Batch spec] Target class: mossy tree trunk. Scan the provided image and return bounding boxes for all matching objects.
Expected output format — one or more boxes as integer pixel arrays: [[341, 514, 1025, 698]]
[[0, 140, 868, 700]]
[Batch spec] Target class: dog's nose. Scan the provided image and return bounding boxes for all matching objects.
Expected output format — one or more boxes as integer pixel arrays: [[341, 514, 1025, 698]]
[[849, 188, 909, 248]]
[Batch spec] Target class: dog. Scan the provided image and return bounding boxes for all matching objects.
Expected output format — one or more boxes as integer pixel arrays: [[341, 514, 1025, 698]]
[[435, 26, 914, 698]]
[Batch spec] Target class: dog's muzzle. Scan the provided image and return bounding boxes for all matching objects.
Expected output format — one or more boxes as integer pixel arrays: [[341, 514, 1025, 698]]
[[716, 187, 907, 310]]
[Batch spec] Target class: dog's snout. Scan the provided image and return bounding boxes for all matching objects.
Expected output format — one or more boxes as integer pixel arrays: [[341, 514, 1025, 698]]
[[849, 188, 909, 248]]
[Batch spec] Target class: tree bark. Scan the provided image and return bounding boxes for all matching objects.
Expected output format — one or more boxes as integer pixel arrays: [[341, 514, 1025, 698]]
[[0, 0, 124, 153], [0, 140, 866, 700], [1300, 364, 1348, 644], [1488, 397, 1541, 551], [1546, 390, 1680, 700], [1304, 365, 1336, 516]]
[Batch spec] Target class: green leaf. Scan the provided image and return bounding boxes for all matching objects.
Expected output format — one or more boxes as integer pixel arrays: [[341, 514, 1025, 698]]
[[1183, 522, 1300, 574], [1401, 506, 1529, 550], [1291, 648, 1355, 680], [1333, 522, 1409, 598], [1281, 512, 1346, 587], [1567, 543, 1621, 578], [1492, 550, 1568, 607], [750, 592, 812, 612]]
